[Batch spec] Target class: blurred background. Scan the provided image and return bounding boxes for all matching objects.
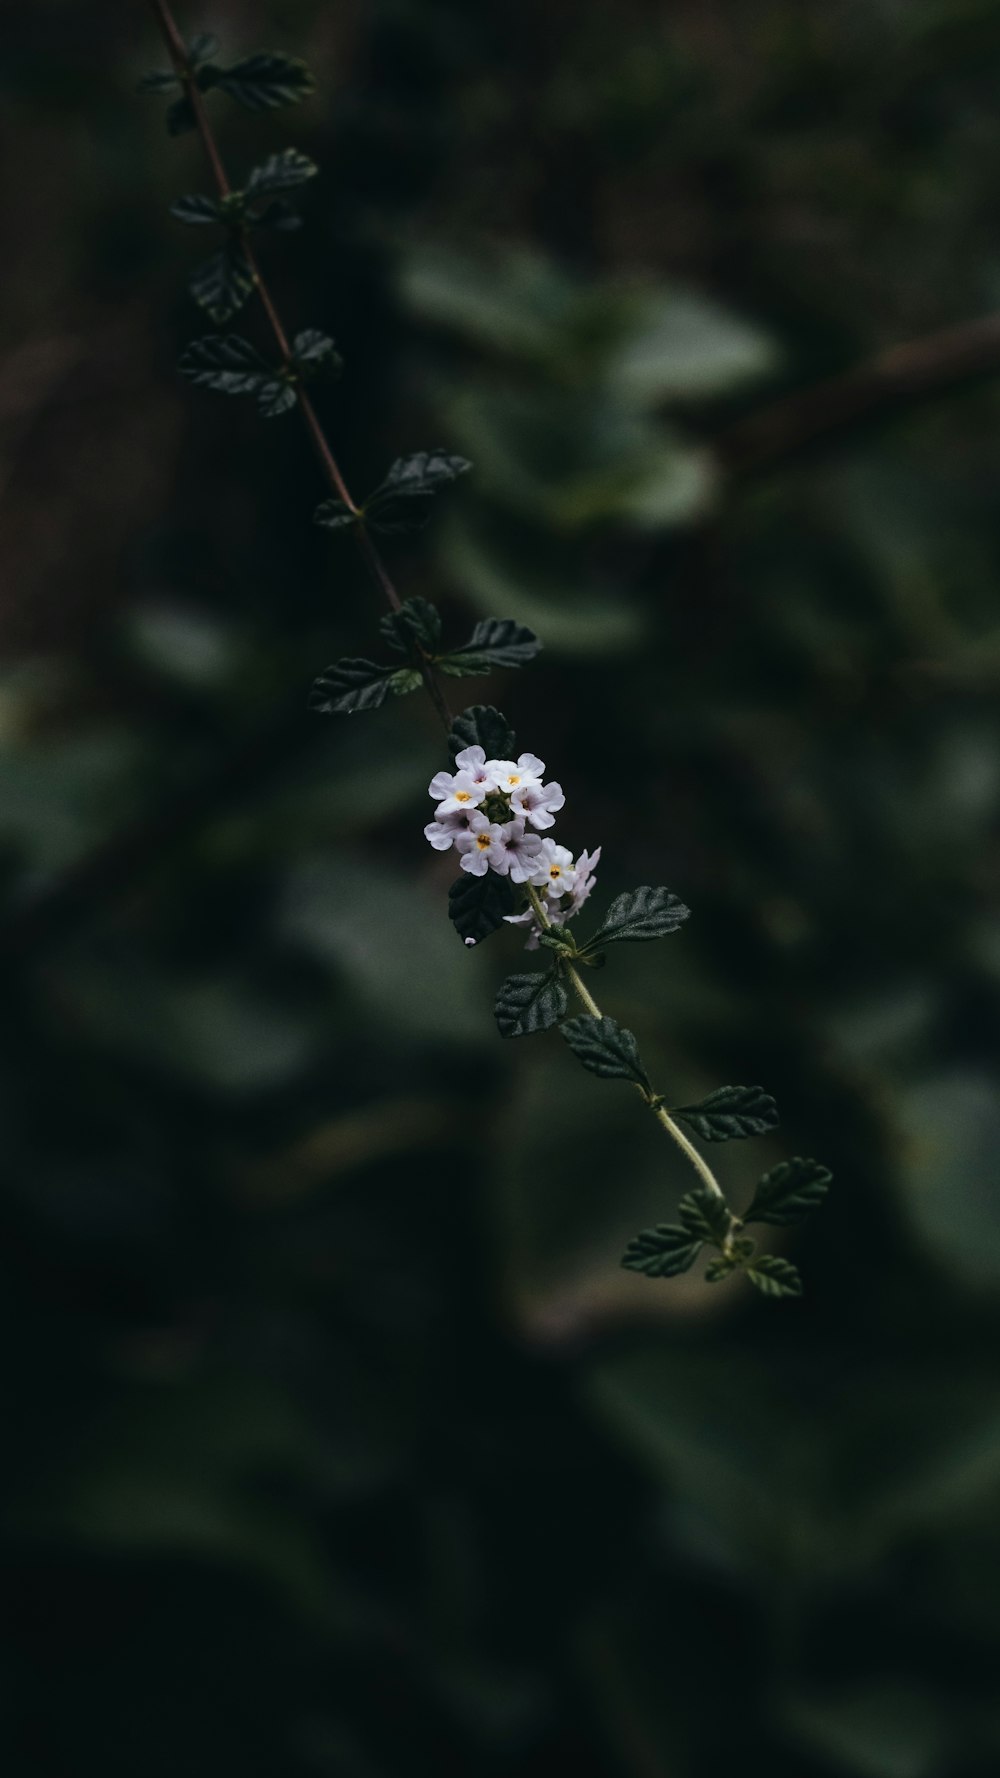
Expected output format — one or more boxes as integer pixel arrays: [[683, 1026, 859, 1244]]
[[3, 2, 1000, 1774]]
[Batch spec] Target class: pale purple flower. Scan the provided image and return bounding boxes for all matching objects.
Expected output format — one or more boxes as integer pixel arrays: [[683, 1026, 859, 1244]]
[[455, 813, 507, 876], [428, 768, 486, 817], [424, 810, 473, 852], [453, 745, 500, 792], [529, 839, 578, 898], [511, 779, 564, 831], [489, 754, 545, 797], [503, 905, 543, 950], [495, 819, 543, 884], [567, 845, 601, 914]]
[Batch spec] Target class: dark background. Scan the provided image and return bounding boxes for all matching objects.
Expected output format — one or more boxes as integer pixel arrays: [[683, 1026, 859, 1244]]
[[3, 3, 1000, 1775]]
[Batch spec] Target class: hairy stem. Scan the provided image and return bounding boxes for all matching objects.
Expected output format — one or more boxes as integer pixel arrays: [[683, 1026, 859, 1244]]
[[524, 887, 727, 1204], [145, 0, 450, 722]]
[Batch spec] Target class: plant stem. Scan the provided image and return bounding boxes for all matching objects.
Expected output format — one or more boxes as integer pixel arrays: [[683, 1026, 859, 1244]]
[[145, 0, 451, 724], [524, 887, 726, 1203]]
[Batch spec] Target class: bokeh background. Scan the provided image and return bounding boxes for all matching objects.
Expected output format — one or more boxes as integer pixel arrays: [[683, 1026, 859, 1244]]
[[3, 2, 1000, 1774]]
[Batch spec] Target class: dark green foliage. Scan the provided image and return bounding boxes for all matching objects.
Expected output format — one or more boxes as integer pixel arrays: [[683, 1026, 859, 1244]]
[[448, 705, 515, 762], [166, 94, 197, 135], [745, 1156, 832, 1227], [187, 32, 219, 64], [313, 498, 356, 530], [290, 329, 341, 378], [137, 69, 179, 94], [745, 1254, 804, 1298], [673, 1084, 779, 1143], [678, 1187, 731, 1243], [365, 451, 472, 532], [438, 618, 541, 676], [307, 658, 394, 714], [177, 335, 296, 417], [189, 245, 254, 323], [170, 195, 221, 226], [448, 871, 516, 945], [585, 885, 690, 949], [495, 970, 567, 1038], [246, 147, 317, 196], [621, 1223, 702, 1277], [560, 1015, 650, 1090], [380, 598, 442, 655], [201, 53, 315, 112]]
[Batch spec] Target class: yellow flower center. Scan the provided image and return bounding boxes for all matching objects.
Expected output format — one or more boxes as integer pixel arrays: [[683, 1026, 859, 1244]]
[[454, 790, 471, 803], [476, 832, 492, 850], [506, 774, 521, 786], [549, 866, 561, 880]]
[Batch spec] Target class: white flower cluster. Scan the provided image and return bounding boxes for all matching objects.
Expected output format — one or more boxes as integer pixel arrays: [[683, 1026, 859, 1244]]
[[424, 745, 601, 948]]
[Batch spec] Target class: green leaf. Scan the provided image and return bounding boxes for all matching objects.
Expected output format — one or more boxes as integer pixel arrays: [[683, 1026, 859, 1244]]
[[307, 658, 394, 715], [621, 1224, 702, 1278], [170, 193, 222, 225], [560, 1015, 650, 1091], [448, 705, 515, 763], [178, 334, 269, 397], [379, 598, 442, 656], [187, 32, 219, 64], [291, 329, 341, 378], [678, 1187, 731, 1244], [673, 1084, 779, 1143], [744, 1156, 832, 1227], [495, 971, 567, 1039], [313, 498, 356, 531], [704, 1253, 738, 1283], [387, 667, 422, 697], [167, 94, 197, 135], [438, 618, 542, 677], [745, 1254, 803, 1299], [190, 245, 255, 324], [366, 451, 472, 533], [251, 199, 303, 233], [448, 870, 515, 946], [585, 886, 690, 949], [137, 69, 179, 93], [246, 147, 318, 197], [205, 53, 315, 112], [254, 378, 297, 420]]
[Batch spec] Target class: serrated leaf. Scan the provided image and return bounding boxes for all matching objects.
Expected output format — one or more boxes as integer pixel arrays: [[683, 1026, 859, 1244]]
[[704, 1254, 737, 1283], [448, 871, 515, 945], [586, 886, 691, 949], [251, 199, 303, 233], [745, 1254, 803, 1299], [375, 451, 472, 501], [170, 193, 223, 225], [314, 498, 356, 531], [678, 1187, 731, 1244], [744, 1156, 831, 1227], [190, 246, 255, 324], [207, 53, 315, 112], [307, 658, 395, 715], [495, 971, 567, 1039], [167, 94, 197, 136], [291, 329, 341, 378], [246, 147, 318, 197], [178, 334, 269, 397], [673, 1084, 779, 1143], [560, 1015, 650, 1091], [137, 69, 179, 94], [255, 378, 298, 420], [388, 667, 422, 697], [438, 617, 542, 677], [379, 598, 442, 656], [621, 1224, 702, 1278], [187, 32, 219, 65], [448, 705, 515, 763]]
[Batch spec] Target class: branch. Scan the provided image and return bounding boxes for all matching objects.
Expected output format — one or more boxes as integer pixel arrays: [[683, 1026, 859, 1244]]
[[145, 0, 453, 731], [715, 312, 1000, 480]]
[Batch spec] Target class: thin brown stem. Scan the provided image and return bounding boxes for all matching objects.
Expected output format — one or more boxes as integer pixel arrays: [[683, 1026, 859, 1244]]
[[145, 0, 451, 725]]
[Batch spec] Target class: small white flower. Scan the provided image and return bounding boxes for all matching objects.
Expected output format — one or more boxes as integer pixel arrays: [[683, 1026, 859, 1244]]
[[489, 753, 545, 797], [428, 768, 486, 817], [495, 819, 543, 883], [503, 905, 542, 950], [455, 813, 507, 876], [424, 810, 472, 852], [511, 779, 565, 831], [453, 745, 500, 792], [530, 838, 578, 898], [567, 845, 601, 914]]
